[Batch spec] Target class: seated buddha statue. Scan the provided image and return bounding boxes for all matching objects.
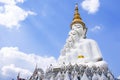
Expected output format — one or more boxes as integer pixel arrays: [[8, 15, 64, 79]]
[[58, 4, 103, 65]]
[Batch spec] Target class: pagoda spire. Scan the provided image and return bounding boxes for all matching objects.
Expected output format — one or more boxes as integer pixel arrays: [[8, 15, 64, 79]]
[[71, 3, 85, 29]]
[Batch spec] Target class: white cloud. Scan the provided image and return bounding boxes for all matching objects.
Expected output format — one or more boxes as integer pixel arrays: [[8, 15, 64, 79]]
[[91, 25, 101, 32], [0, 0, 35, 29], [81, 0, 100, 14], [0, 47, 57, 79], [1, 64, 32, 78]]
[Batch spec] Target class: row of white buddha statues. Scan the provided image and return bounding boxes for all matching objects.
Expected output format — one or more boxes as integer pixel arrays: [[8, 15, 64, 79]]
[[31, 63, 114, 80], [49, 70, 114, 80]]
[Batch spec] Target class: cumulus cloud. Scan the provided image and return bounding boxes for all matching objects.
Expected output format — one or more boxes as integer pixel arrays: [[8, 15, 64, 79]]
[[1, 64, 32, 78], [91, 25, 101, 32], [0, 47, 57, 79], [81, 0, 100, 14], [0, 0, 35, 29]]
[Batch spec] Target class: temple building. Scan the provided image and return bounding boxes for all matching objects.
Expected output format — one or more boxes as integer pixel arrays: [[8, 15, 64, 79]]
[[17, 4, 115, 80]]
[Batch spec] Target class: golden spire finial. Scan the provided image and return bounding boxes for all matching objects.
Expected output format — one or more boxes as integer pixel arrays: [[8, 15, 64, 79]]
[[71, 3, 85, 29]]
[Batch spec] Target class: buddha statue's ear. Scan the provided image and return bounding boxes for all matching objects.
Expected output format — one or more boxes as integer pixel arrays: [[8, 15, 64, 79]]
[[83, 28, 87, 39]]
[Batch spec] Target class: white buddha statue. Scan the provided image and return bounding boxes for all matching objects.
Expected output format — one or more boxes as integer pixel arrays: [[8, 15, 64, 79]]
[[48, 4, 115, 80], [58, 4, 103, 65]]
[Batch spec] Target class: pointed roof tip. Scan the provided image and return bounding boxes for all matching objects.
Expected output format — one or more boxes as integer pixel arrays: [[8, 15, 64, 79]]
[[75, 3, 78, 5], [75, 3, 78, 9], [18, 72, 20, 76], [35, 63, 38, 69], [75, 3, 79, 13], [17, 72, 20, 78], [71, 3, 86, 29]]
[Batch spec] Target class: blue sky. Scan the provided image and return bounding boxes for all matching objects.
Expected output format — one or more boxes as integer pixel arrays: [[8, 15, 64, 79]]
[[0, 0, 120, 79]]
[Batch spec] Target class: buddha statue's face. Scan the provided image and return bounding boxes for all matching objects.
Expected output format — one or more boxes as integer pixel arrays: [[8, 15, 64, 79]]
[[72, 24, 84, 38]]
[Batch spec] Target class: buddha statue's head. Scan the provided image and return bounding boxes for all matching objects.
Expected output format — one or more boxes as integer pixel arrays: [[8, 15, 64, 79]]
[[70, 4, 87, 39]]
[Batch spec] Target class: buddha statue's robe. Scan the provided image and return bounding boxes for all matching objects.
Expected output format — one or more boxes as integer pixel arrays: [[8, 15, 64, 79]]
[[59, 38, 103, 65]]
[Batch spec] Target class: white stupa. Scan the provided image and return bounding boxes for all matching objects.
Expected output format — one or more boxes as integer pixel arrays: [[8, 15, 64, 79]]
[[26, 4, 114, 80]]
